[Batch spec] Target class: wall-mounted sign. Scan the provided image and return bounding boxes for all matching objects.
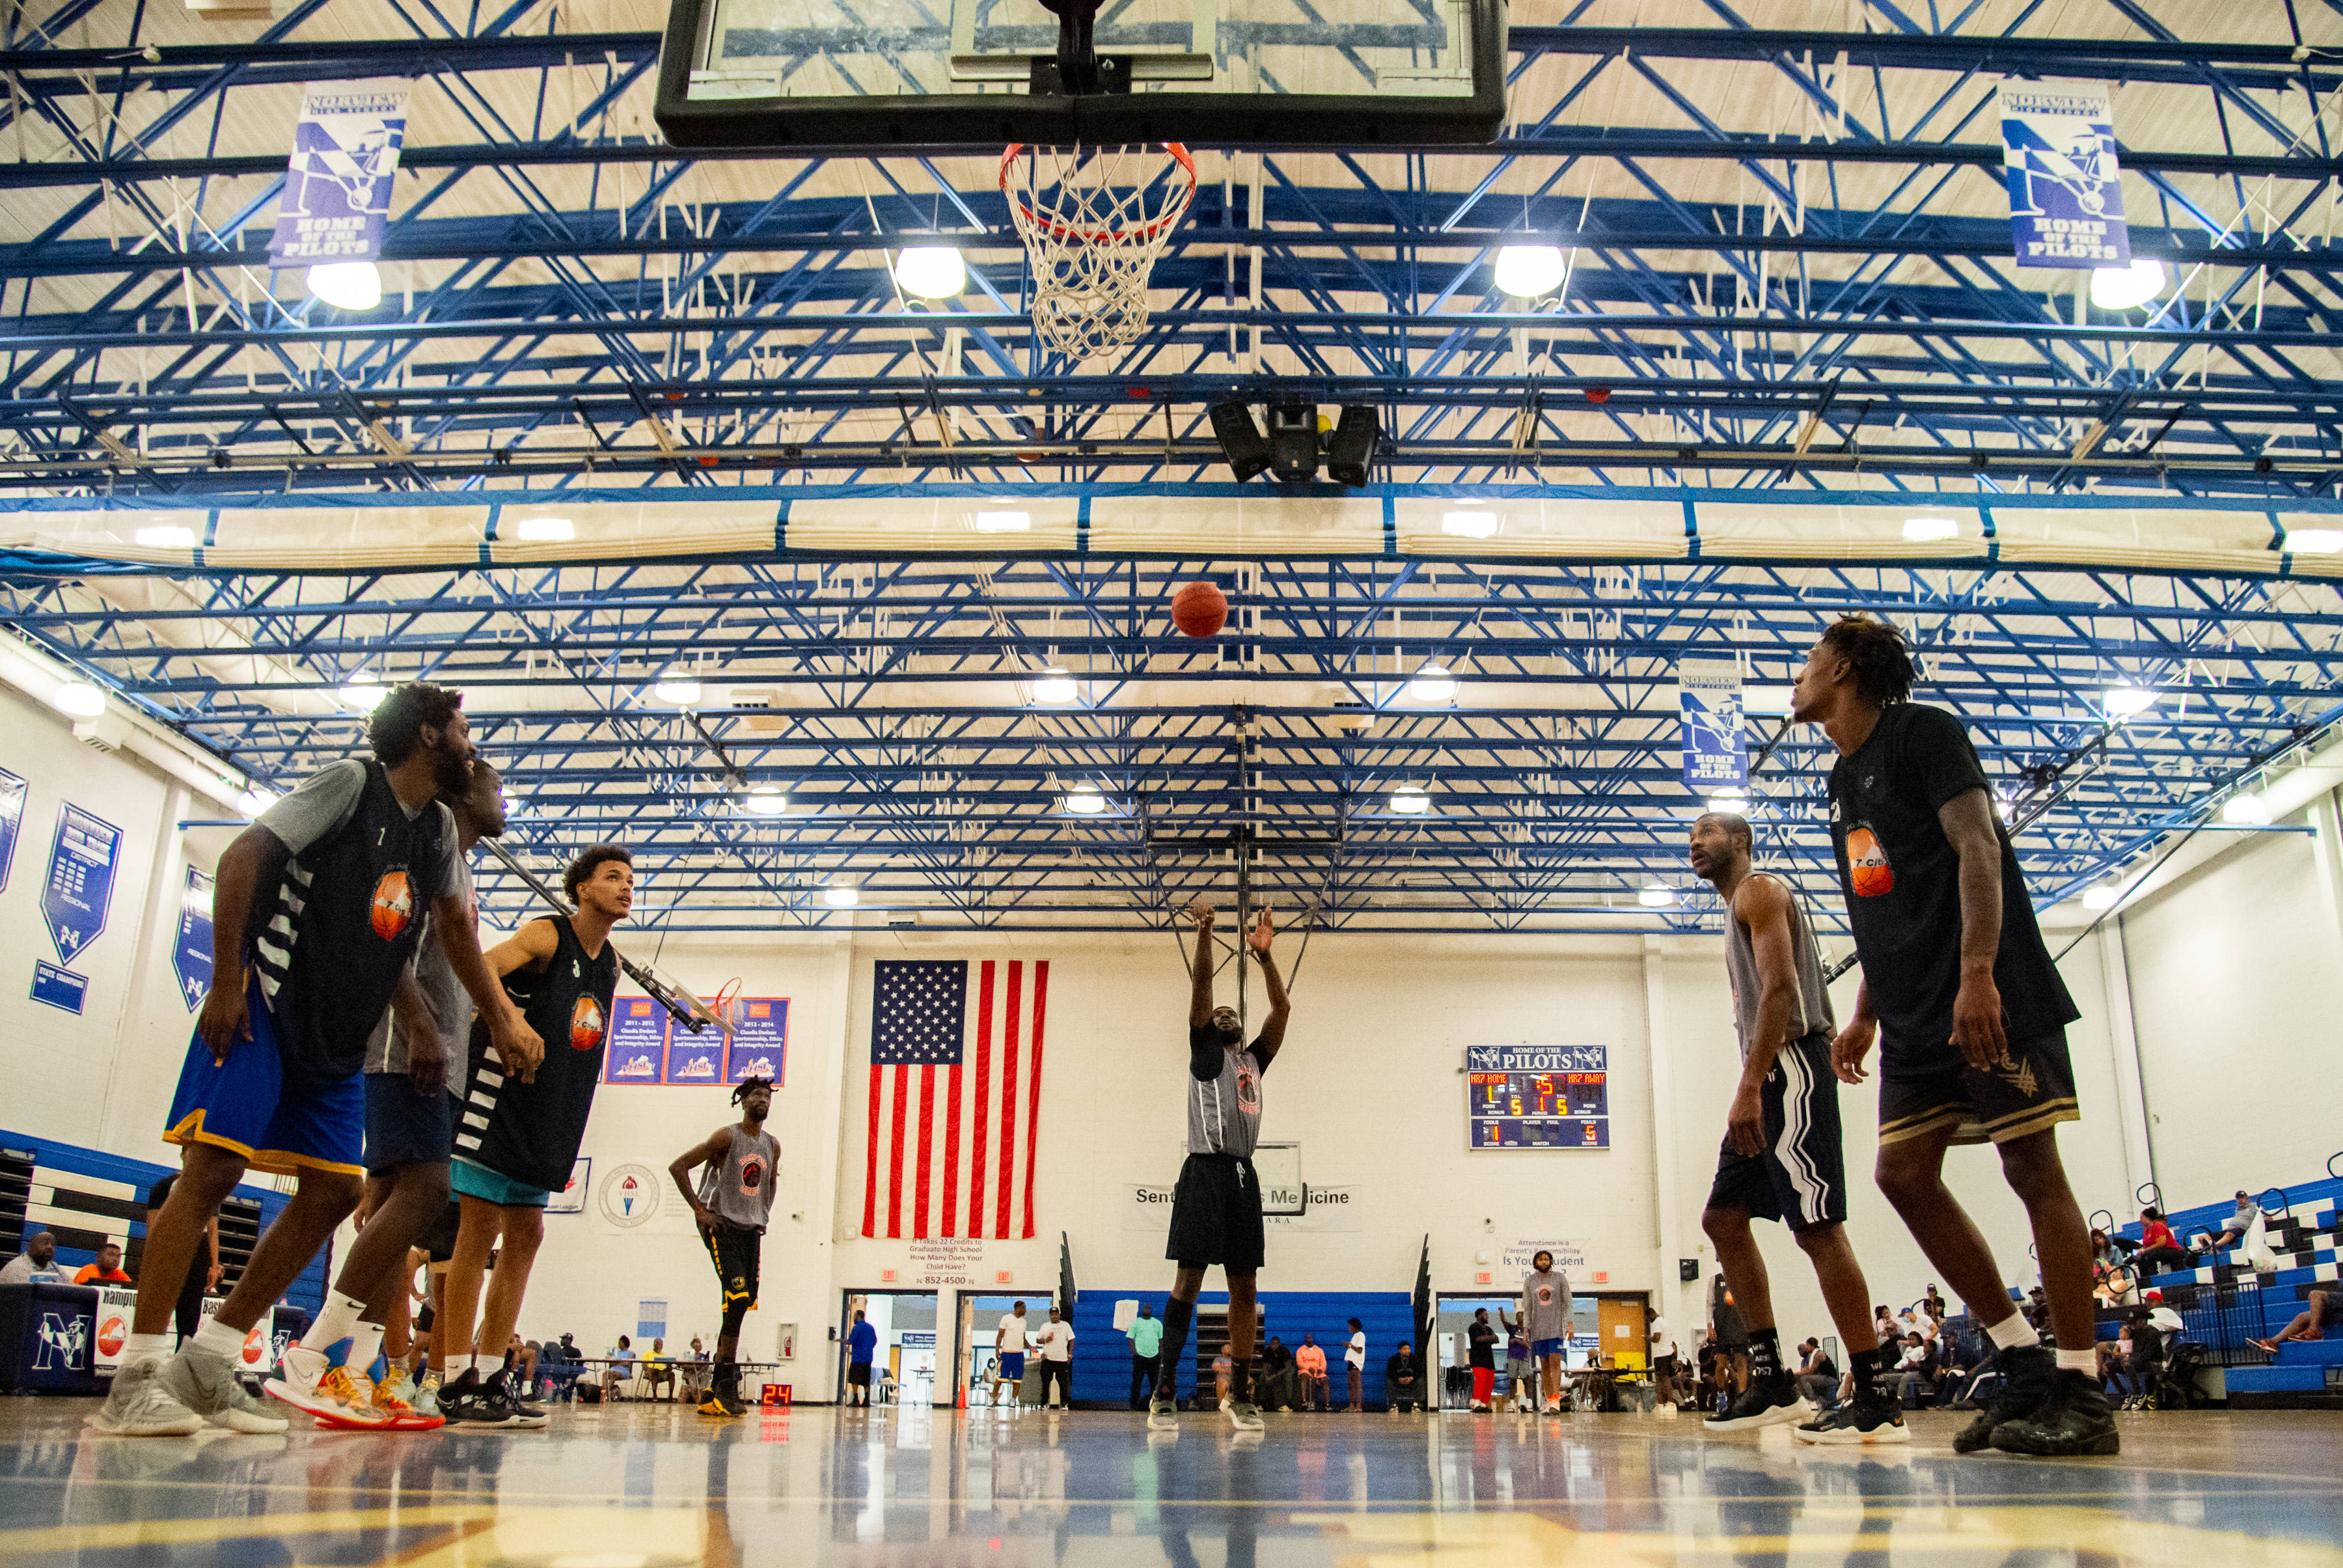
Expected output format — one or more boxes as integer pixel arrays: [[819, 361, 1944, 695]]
[[603, 995, 668, 1084], [1466, 1046, 1609, 1149], [42, 804, 120, 964], [724, 997, 788, 1084], [31, 961, 87, 1015], [174, 866, 215, 1011]]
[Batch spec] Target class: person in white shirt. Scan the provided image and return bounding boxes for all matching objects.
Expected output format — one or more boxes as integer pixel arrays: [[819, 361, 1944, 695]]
[[1344, 1318, 1367, 1410], [1034, 1306, 1076, 1407], [992, 1302, 1031, 1406], [0, 1233, 62, 1286], [1645, 1307, 1678, 1405]]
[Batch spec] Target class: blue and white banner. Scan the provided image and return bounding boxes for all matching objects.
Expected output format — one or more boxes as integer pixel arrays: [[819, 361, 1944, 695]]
[[174, 865, 215, 1011], [1998, 81, 2130, 269], [42, 804, 120, 965], [1677, 659, 1747, 794], [0, 765, 24, 894], [268, 78, 414, 267]]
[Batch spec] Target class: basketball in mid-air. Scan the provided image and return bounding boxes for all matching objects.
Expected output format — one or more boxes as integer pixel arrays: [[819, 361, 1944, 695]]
[[1172, 581, 1227, 639]]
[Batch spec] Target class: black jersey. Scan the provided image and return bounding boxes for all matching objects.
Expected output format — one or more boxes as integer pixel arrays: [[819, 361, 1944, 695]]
[[252, 759, 453, 1086], [454, 915, 618, 1192]]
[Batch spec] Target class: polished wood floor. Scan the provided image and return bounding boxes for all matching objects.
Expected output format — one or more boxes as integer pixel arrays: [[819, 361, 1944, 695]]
[[4, 1398, 2341, 1565]]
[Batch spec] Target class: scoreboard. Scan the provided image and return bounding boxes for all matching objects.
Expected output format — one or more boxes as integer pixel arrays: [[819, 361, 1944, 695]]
[[1467, 1045, 1609, 1149]]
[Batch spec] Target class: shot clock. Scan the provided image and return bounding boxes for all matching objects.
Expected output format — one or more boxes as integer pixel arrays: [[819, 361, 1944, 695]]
[[1466, 1045, 1610, 1149]]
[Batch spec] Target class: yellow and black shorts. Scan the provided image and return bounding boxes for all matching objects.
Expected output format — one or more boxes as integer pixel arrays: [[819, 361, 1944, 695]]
[[704, 1221, 763, 1309], [1878, 1028, 2079, 1148]]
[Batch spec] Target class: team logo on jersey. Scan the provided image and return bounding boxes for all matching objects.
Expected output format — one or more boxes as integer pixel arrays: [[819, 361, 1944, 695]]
[[739, 1156, 767, 1196], [369, 870, 415, 940], [1846, 826, 1894, 897], [571, 995, 607, 1052], [1535, 1284, 1557, 1308], [1235, 1062, 1261, 1115]]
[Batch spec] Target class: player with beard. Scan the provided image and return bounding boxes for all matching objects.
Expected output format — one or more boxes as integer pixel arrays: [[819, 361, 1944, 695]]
[[1149, 901, 1289, 1434], [94, 683, 541, 1437], [435, 844, 631, 1428], [668, 1076, 780, 1417], [267, 758, 510, 1430]]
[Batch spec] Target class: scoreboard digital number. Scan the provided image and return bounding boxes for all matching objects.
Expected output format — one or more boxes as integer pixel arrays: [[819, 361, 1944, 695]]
[[1466, 1045, 1609, 1150]]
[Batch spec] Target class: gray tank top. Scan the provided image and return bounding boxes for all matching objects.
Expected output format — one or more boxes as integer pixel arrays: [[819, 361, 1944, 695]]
[[1723, 872, 1836, 1057], [1187, 1045, 1263, 1157], [695, 1124, 780, 1230]]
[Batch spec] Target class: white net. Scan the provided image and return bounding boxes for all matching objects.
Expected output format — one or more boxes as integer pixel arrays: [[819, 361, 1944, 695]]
[[1001, 143, 1198, 361]]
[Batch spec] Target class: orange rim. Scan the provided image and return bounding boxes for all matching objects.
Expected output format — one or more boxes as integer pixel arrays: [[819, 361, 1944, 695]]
[[1000, 143, 1197, 247]]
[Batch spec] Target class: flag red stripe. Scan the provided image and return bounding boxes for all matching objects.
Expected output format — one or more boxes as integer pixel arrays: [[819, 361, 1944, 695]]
[[996, 961, 1022, 1238], [860, 1063, 883, 1238], [940, 1061, 964, 1236], [913, 1064, 936, 1239], [885, 1065, 909, 1239], [969, 961, 996, 1239], [1020, 960, 1050, 1239]]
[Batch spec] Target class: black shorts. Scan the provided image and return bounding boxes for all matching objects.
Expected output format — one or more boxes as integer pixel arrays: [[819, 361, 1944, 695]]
[[1705, 1036, 1847, 1232], [418, 1198, 462, 1263], [847, 1363, 873, 1386], [704, 1222, 763, 1310], [1878, 1028, 2079, 1149], [1166, 1153, 1265, 1273], [363, 1073, 454, 1176]]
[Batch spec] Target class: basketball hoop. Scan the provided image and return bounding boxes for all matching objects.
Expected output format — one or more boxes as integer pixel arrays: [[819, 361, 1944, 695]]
[[1002, 142, 1198, 361]]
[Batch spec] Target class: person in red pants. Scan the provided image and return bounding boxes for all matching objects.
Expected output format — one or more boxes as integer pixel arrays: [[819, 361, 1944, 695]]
[[1466, 1308, 1500, 1410]]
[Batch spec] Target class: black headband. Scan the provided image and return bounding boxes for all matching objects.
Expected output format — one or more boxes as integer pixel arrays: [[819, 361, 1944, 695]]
[[732, 1076, 774, 1105]]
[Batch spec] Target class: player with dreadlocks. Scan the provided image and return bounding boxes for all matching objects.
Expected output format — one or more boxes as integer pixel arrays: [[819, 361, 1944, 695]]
[[670, 1074, 780, 1417]]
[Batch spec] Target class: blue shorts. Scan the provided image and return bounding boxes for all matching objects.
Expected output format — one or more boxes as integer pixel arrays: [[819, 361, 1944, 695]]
[[165, 975, 364, 1177], [998, 1352, 1026, 1379], [364, 1074, 455, 1176], [452, 1157, 549, 1209], [1532, 1338, 1564, 1357]]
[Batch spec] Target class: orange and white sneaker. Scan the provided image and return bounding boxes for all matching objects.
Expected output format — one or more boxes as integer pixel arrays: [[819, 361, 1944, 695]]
[[369, 1367, 446, 1431], [265, 1344, 391, 1429]]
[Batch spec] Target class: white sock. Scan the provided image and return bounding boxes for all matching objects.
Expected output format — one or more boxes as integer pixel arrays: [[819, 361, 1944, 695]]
[[124, 1331, 176, 1368], [349, 1325, 385, 1376], [2055, 1348, 2097, 1373], [191, 1315, 246, 1360], [1986, 1314, 2041, 1351], [301, 1291, 368, 1360]]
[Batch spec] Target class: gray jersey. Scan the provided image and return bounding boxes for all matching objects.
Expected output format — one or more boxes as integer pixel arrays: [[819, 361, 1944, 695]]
[[1521, 1269, 1572, 1343], [1722, 872, 1837, 1058], [363, 852, 476, 1075], [1186, 1039, 1265, 1157], [696, 1123, 780, 1230]]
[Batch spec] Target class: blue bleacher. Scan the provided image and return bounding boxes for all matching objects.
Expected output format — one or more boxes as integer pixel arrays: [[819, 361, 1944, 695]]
[[1069, 1290, 1416, 1408]]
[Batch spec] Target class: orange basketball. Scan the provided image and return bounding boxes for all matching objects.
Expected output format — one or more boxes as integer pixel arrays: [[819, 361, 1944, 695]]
[[1172, 581, 1227, 638]]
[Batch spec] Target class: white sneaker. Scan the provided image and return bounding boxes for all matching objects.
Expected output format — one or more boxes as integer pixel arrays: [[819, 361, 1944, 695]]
[[264, 1344, 390, 1428], [161, 1347, 289, 1434], [87, 1357, 204, 1437]]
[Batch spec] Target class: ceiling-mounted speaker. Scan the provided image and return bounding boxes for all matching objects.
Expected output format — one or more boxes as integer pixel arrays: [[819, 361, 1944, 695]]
[[1324, 404, 1379, 486], [1267, 402, 1319, 482]]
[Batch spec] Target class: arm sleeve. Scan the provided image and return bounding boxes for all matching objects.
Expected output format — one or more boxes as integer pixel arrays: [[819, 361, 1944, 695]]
[[1188, 1026, 1224, 1082], [254, 759, 367, 856], [1900, 705, 1992, 814]]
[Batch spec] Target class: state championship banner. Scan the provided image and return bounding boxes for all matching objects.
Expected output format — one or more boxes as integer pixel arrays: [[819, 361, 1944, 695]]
[[1998, 80, 2130, 269], [1677, 659, 1747, 794], [269, 78, 414, 266]]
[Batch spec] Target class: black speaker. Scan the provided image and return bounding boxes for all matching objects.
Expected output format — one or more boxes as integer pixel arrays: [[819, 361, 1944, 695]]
[[1267, 402, 1319, 482], [1324, 404, 1379, 486], [1680, 1258, 1701, 1283], [1209, 400, 1272, 482]]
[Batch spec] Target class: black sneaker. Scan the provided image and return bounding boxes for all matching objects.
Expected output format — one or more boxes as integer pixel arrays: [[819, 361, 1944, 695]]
[[439, 1369, 521, 1429], [1794, 1392, 1910, 1446], [1990, 1371, 2120, 1458], [1702, 1375, 1808, 1433], [485, 1369, 549, 1429], [1951, 1345, 2056, 1453]]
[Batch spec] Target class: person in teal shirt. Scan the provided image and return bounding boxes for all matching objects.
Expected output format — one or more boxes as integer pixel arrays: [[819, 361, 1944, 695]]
[[1127, 1304, 1163, 1409]]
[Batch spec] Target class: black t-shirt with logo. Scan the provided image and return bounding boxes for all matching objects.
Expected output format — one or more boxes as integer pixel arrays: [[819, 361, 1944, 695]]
[[1827, 703, 2077, 1060]]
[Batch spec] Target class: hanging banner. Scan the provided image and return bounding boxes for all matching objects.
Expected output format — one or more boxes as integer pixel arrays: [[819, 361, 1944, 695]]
[[603, 995, 669, 1084], [0, 766, 25, 894], [1997, 81, 2130, 268], [174, 866, 215, 1011], [724, 998, 788, 1084], [1677, 659, 1747, 795], [268, 78, 415, 266], [42, 804, 121, 964], [665, 1032, 724, 1085]]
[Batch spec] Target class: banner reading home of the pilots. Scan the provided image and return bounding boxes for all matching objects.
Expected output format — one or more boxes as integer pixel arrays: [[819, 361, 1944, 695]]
[[1677, 659, 1746, 795], [268, 78, 414, 267], [1997, 80, 2130, 268]]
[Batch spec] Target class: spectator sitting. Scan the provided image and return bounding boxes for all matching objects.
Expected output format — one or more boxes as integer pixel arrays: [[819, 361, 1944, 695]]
[[1794, 1338, 1839, 1412], [1936, 1331, 1989, 1408], [1294, 1334, 1330, 1411], [1213, 1349, 1234, 1410], [2250, 1280, 2337, 1353], [1258, 1336, 1295, 1412], [1385, 1341, 1421, 1413], [1872, 1304, 1897, 1349], [0, 1231, 61, 1285], [2188, 1191, 2262, 1254], [2021, 1285, 2051, 1333], [642, 1336, 676, 1401], [1891, 1332, 1936, 1409], [543, 1334, 588, 1402], [682, 1337, 713, 1403], [504, 1333, 539, 1392], [602, 1334, 636, 1401], [71, 1242, 133, 1286], [2133, 1207, 2191, 1275]]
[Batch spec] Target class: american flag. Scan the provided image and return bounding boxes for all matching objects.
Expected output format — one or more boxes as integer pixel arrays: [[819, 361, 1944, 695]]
[[860, 959, 1050, 1240]]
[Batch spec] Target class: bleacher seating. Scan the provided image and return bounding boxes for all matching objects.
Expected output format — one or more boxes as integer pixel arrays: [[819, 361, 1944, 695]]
[[1069, 1290, 1415, 1409], [2114, 1171, 2342, 1399]]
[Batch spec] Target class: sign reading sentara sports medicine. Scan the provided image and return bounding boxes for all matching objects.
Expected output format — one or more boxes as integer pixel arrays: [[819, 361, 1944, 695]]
[[1998, 81, 2130, 268], [269, 79, 414, 267]]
